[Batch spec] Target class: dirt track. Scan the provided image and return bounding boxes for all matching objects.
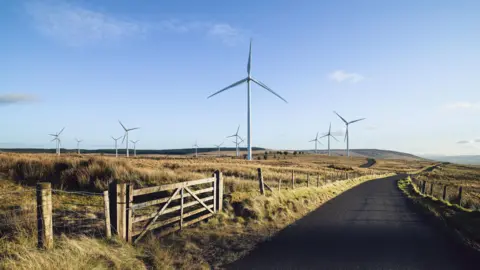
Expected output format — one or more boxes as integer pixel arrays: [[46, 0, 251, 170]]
[[359, 158, 376, 168], [227, 174, 480, 269]]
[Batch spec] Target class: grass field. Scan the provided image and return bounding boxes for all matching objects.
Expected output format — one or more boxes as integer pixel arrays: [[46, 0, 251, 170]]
[[0, 152, 433, 269], [415, 163, 480, 209]]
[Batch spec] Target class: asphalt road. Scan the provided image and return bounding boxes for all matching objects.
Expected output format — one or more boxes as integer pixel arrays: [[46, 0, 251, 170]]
[[228, 174, 480, 270], [359, 158, 376, 168]]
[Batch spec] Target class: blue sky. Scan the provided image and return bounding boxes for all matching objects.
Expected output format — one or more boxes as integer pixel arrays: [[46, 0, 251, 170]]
[[1, 0, 480, 155]]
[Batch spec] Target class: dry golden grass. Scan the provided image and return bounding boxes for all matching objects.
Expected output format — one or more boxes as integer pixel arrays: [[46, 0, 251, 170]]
[[0, 152, 428, 269]]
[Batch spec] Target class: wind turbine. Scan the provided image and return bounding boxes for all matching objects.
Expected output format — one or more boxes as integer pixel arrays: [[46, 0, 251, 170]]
[[227, 125, 243, 157], [75, 138, 83, 154], [119, 121, 139, 158], [130, 140, 139, 157], [231, 137, 244, 157], [214, 142, 224, 157], [207, 40, 288, 161], [334, 111, 366, 157], [111, 136, 122, 157], [319, 123, 339, 156], [308, 132, 323, 154], [49, 127, 64, 156], [193, 141, 199, 158]]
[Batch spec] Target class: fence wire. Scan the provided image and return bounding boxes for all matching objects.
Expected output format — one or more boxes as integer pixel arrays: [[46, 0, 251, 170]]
[[0, 189, 37, 236]]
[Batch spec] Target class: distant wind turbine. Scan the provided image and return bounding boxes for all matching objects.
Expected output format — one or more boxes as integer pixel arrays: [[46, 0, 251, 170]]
[[214, 142, 224, 157], [111, 136, 122, 157], [75, 138, 83, 154], [231, 137, 244, 157], [130, 140, 139, 157], [308, 132, 323, 154], [319, 123, 339, 156], [119, 121, 139, 158], [207, 40, 288, 161], [227, 125, 243, 157], [49, 127, 64, 156], [334, 112, 365, 157], [193, 141, 199, 158]]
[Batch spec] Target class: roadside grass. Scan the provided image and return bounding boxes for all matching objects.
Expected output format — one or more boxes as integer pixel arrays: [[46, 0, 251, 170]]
[[398, 177, 480, 252]]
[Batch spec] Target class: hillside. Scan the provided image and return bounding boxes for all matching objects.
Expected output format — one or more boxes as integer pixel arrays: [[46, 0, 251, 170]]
[[422, 155, 480, 165], [305, 149, 424, 160]]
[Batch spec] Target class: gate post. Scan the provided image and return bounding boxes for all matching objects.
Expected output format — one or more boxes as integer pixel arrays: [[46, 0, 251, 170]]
[[117, 183, 127, 240], [214, 170, 223, 211], [258, 168, 265, 195]]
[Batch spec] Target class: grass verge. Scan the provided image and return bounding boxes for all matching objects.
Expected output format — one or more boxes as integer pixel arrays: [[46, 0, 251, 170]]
[[397, 177, 480, 252]]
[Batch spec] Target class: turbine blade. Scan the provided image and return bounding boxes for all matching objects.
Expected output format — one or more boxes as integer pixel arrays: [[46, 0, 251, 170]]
[[236, 125, 240, 135], [319, 134, 329, 139], [331, 134, 340, 142], [334, 111, 348, 124], [251, 78, 288, 103], [227, 134, 236, 138], [207, 78, 248, 99], [51, 138, 56, 142], [309, 139, 316, 142], [119, 121, 127, 131], [316, 132, 319, 140], [349, 118, 366, 124], [121, 133, 127, 144], [329, 122, 331, 134], [128, 127, 140, 131], [58, 127, 65, 135], [49, 134, 56, 137], [247, 39, 252, 75], [344, 129, 348, 142]]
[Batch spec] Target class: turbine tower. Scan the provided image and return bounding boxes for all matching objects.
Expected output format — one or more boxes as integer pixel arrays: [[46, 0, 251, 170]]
[[334, 111, 365, 157], [227, 125, 242, 157], [75, 138, 83, 154], [207, 40, 288, 161], [130, 140, 139, 157], [319, 123, 339, 156], [193, 141, 199, 158], [231, 137, 244, 157], [119, 121, 139, 158], [214, 142, 224, 157], [111, 136, 122, 157], [49, 127, 64, 156], [308, 132, 323, 154]]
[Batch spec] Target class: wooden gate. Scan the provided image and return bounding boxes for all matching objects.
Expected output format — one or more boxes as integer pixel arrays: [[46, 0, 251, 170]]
[[108, 171, 223, 244]]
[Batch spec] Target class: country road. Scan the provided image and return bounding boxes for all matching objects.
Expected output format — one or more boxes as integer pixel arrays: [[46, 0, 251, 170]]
[[228, 174, 480, 270], [359, 158, 376, 168]]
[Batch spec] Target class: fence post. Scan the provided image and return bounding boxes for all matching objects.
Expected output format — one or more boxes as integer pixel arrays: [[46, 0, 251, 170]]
[[108, 181, 118, 236], [180, 187, 184, 229], [291, 170, 295, 189], [116, 183, 127, 241], [307, 174, 310, 188], [457, 186, 463, 206], [278, 179, 281, 192], [317, 174, 320, 187], [36, 182, 53, 249], [103, 191, 111, 238], [430, 183, 434, 196], [214, 170, 223, 211], [126, 184, 133, 243], [442, 185, 447, 201], [258, 168, 265, 195]]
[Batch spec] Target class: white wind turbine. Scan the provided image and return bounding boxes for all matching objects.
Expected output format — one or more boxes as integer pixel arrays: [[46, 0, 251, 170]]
[[207, 40, 288, 161], [130, 140, 139, 157], [75, 138, 83, 154], [308, 132, 323, 154], [231, 137, 244, 158], [49, 127, 64, 156], [119, 121, 139, 158], [111, 136, 122, 158], [227, 125, 243, 157], [214, 142, 224, 157], [319, 123, 339, 156], [193, 141, 199, 158], [334, 111, 366, 157]]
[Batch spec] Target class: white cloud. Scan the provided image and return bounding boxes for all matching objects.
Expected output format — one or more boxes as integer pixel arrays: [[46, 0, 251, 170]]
[[365, 125, 377, 130], [0, 94, 37, 105], [331, 128, 346, 137], [25, 2, 245, 46], [329, 70, 365, 83], [457, 140, 471, 144], [208, 23, 244, 45], [444, 102, 480, 110]]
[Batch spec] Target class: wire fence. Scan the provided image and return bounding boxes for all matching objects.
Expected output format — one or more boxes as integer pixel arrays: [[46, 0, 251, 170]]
[[0, 188, 37, 237]]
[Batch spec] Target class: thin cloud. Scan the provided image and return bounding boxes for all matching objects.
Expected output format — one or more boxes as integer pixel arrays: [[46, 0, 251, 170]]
[[25, 2, 245, 46], [329, 70, 365, 83], [475, 139, 480, 143], [457, 140, 471, 144], [365, 125, 377, 130], [0, 94, 37, 105], [331, 128, 346, 137], [444, 102, 480, 110]]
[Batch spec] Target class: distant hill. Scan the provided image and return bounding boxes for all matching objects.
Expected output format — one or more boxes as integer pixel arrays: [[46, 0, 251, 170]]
[[304, 149, 424, 160], [421, 155, 480, 165]]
